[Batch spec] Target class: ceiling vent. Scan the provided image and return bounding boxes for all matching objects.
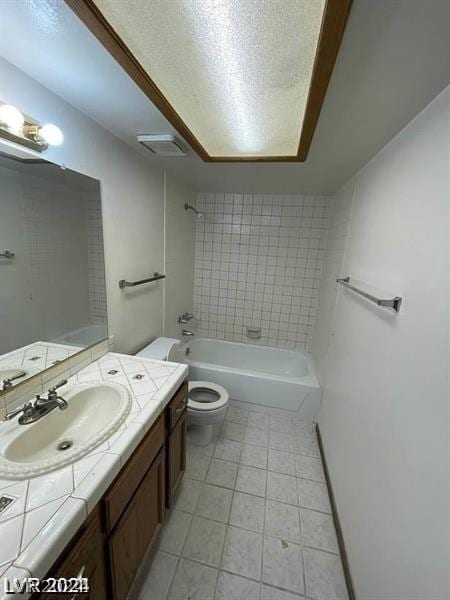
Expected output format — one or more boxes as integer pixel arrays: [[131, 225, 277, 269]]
[[137, 134, 186, 156]]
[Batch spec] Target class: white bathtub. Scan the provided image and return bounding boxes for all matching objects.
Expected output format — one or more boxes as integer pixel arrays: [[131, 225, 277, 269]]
[[168, 338, 321, 419], [53, 324, 107, 348]]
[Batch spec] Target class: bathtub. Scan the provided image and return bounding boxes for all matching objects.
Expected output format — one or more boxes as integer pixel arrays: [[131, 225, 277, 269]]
[[53, 324, 108, 348], [168, 338, 321, 419]]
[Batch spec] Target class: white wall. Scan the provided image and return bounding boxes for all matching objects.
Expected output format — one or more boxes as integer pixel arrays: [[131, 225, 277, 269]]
[[312, 183, 353, 383], [0, 166, 35, 352], [194, 193, 331, 351], [163, 175, 196, 339], [313, 88, 449, 599], [0, 58, 182, 354]]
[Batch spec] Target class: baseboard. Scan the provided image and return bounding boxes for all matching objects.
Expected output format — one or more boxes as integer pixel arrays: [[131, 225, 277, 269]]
[[316, 424, 356, 600]]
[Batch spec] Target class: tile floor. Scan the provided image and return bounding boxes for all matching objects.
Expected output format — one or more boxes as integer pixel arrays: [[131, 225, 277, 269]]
[[139, 402, 349, 600]]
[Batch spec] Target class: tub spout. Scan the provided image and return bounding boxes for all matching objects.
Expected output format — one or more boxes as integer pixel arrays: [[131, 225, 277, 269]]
[[182, 330, 194, 336]]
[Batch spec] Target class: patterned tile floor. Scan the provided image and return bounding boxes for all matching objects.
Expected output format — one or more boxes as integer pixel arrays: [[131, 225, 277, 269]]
[[139, 402, 349, 600]]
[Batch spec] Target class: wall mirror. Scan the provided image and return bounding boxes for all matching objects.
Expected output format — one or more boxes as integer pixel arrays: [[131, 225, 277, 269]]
[[0, 151, 107, 393]]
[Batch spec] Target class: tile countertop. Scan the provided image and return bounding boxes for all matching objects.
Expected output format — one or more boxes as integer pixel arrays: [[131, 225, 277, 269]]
[[0, 352, 188, 598]]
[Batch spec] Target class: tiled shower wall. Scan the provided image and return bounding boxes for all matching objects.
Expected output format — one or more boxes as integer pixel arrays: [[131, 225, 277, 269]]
[[21, 174, 91, 341], [86, 193, 107, 323], [21, 175, 106, 330], [193, 193, 332, 351]]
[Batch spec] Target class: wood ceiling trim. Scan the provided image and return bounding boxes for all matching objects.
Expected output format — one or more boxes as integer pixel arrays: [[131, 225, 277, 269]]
[[64, 0, 210, 160], [297, 0, 353, 161], [65, 0, 352, 163]]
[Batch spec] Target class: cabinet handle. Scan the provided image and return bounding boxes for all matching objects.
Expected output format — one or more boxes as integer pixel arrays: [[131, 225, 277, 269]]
[[69, 565, 85, 600], [175, 401, 186, 414], [78, 565, 86, 578]]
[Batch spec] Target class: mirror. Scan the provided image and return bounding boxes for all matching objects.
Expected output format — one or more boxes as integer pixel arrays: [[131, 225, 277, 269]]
[[0, 152, 107, 392]]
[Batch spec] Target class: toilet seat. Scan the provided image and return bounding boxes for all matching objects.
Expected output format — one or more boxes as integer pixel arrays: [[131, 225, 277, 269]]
[[188, 381, 229, 412]]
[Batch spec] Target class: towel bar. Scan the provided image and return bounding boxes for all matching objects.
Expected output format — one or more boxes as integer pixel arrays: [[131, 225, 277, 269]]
[[119, 272, 165, 289], [336, 277, 402, 312]]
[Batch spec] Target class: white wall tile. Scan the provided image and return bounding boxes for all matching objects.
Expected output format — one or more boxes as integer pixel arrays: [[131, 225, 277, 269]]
[[193, 193, 331, 351]]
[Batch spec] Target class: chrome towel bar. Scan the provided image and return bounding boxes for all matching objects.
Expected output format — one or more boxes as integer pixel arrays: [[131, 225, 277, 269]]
[[119, 272, 165, 289], [336, 277, 402, 312], [0, 250, 14, 259]]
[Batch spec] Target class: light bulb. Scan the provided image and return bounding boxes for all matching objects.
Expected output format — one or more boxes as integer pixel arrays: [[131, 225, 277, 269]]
[[0, 104, 25, 131], [39, 123, 64, 146]]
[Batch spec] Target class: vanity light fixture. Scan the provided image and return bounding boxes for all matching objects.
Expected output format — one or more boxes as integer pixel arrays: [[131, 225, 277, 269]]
[[39, 123, 64, 146], [0, 104, 25, 132], [0, 102, 64, 152]]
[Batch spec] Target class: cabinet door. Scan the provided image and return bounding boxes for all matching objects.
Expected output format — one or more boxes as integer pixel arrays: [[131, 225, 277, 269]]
[[166, 381, 188, 431], [167, 411, 187, 508], [37, 509, 107, 600], [109, 448, 165, 600], [138, 447, 165, 557]]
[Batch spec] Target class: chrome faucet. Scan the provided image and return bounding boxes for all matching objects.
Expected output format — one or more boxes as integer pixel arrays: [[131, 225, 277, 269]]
[[1, 371, 26, 390], [178, 312, 194, 324], [181, 330, 194, 337], [2, 380, 69, 425]]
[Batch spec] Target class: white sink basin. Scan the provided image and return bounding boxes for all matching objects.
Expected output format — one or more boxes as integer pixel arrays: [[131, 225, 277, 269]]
[[0, 381, 132, 479]]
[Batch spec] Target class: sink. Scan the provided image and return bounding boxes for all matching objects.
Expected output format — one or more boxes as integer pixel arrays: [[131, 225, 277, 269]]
[[0, 381, 132, 479]]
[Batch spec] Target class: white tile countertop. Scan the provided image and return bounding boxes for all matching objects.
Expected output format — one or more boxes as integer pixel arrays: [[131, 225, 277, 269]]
[[0, 352, 188, 598]]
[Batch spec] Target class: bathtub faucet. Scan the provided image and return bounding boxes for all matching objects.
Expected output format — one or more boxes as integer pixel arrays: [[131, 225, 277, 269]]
[[178, 313, 194, 324], [181, 330, 194, 337]]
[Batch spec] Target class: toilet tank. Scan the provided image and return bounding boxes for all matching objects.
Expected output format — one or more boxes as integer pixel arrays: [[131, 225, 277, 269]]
[[136, 337, 180, 360]]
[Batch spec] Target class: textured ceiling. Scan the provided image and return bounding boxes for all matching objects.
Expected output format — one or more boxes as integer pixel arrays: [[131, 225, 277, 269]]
[[93, 0, 325, 157]]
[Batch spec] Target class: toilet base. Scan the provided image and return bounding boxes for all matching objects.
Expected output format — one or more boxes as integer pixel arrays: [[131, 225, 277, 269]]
[[188, 422, 214, 446]]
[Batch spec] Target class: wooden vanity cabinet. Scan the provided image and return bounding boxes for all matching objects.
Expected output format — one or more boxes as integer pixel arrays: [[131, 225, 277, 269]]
[[37, 507, 107, 600], [167, 412, 187, 508], [108, 448, 165, 600], [166, 381, 188, 508], [34, 378, 187, 600]]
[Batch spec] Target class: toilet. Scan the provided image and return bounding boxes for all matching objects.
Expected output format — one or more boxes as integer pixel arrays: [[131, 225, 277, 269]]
[[187, 380, 229, 445], [136, 337, 229, 445]]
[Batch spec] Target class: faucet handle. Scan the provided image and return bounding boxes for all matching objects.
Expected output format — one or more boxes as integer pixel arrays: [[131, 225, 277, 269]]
[[1, 371, 26, 390], [178, 312, 194, 324], [2, 402, 32, 422], [2, 406, 23, 421], [49, 379, 68, 393]]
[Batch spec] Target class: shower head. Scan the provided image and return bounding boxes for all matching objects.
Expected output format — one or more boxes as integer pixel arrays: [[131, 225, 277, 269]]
[[185, 203, 203, 219]]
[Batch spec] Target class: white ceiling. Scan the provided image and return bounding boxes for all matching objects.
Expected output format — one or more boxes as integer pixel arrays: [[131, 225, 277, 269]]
[[0, 0, 449, 193]]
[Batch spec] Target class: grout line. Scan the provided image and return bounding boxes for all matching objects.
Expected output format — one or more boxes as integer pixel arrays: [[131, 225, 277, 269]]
[[156, 414, 338, 599]]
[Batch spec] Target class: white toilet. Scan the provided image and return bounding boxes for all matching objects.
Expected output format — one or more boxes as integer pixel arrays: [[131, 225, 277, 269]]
[[136, 337, 229, 445], [187, 380, 229, 445]]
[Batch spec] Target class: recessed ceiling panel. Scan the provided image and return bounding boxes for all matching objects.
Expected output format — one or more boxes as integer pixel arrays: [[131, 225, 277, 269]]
[[67, 0, 352, 161], [93, 0, 325, 158]]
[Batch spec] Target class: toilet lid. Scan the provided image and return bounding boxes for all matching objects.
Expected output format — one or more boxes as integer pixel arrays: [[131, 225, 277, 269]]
[[188, 381, 229, 411]]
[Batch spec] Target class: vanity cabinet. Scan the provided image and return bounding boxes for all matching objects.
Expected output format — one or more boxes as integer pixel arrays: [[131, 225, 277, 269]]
[[167, 411, 187, 508], [104, 415, 165, 532], [166, 381, 188, 508], [38, 507, 107, 600], [108, 448, 165, 600], [34, 378, 188, 600]]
